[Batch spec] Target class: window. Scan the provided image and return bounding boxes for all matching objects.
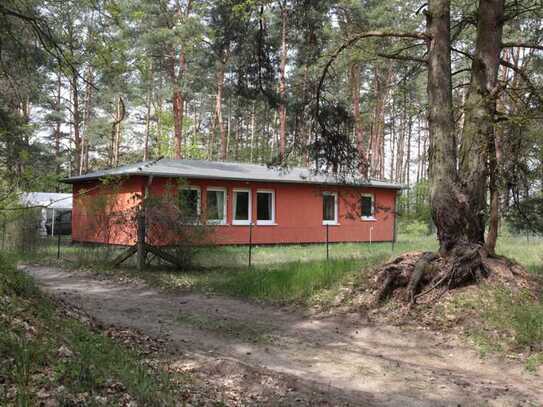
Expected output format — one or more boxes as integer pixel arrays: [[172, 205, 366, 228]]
[[206, 187, 227, 224], [256, 190, 275, 225], [360, 193, 375, 219], [233, 189, 251, 225], [178, 187, 200, 223], [322, 192, 338, 225]]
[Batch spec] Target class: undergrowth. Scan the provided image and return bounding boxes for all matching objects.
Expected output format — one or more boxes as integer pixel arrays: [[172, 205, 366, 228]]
[[0, 253, 183, 405], [447, 285, 543, 371]]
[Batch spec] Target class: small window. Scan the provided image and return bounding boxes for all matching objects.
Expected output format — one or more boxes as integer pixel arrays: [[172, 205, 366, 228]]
[[322, 192, 338, 225], [206, 188, 227, 224], [233, 189, 251, 225], [360, 193, 374, 219], [178, 187, 200, 223], [257, 190, 275, 225]]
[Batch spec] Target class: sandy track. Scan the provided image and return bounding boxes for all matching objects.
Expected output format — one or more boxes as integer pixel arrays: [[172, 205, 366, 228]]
[[23, 265, 541, 406]]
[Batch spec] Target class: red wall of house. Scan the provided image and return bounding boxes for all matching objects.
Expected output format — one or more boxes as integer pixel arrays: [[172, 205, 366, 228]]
[[72, 177, 143, 245], [72, 175, 397, 246]]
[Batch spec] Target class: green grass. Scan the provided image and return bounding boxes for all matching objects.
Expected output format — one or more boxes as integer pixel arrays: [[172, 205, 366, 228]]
[[0, 253, 184, 405], [496, 235, 543, 277]]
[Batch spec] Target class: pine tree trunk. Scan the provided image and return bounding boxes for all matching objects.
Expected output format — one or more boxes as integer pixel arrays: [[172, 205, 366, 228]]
[[54, 71, 62, 180], [71, 72, 81, 174], [370, 66, 392, 179], [350, 62, 367, 176], [278, 3, 288, 161], [458, 0, 504, 245], [216, 59, 227, 160], [426, 0, 466, 255], [144, 63, 153, 161]]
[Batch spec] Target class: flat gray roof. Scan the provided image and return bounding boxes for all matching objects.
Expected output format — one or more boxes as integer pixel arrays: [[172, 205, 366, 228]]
[[63, 159, 403, 190]]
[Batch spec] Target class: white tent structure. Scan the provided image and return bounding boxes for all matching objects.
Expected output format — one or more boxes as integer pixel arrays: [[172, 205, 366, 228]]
[[20, 192, 72, 236]]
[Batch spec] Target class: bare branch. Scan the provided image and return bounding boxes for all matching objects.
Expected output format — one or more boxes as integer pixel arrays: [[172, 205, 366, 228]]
[[501, 41, 543, 51], [500, 58, 543, 104]]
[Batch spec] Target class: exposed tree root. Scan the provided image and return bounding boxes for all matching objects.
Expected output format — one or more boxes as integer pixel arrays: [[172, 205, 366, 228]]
[[372, 247, 533, 306]]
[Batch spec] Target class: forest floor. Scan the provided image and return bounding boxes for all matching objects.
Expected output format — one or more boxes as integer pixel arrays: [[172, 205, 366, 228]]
[[23, 264, 542, 406]]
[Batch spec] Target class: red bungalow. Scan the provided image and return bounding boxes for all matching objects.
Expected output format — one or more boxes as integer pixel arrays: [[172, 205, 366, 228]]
[[64, 159, 402, 246]]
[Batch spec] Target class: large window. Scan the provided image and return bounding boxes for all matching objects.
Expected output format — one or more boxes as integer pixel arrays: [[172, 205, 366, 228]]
[[360, 193, 375, 219], [178, 187, 200, 223], [322, 192, 338, 225], [233, 189, 251, 225], [256, 190, 275, 225], [206, 187, 227, 224]]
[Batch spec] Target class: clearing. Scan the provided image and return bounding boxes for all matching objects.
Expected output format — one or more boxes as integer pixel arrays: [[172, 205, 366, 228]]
[[24, 264, 542, 406]]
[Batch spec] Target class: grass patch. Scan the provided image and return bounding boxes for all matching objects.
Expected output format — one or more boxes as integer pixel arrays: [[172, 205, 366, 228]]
[[130, 256, 384, 305], [0, 253, 184, 405], [448, 285, 543, 370]]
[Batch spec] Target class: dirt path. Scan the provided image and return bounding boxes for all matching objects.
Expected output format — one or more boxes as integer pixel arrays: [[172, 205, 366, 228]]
[[23, 266, 541, 406]]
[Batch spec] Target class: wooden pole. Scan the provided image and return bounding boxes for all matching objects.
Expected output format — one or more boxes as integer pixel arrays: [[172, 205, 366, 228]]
[[248, 222, 253, 268], [136, 210, 146, 271], [326, 223, 329, 261], [392, 191, 398, 252]]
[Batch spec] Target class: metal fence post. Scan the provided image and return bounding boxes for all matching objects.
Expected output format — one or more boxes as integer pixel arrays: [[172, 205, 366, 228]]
[[326, 223, 329, 261], [392, 191, 399, 252], [248, 222, 253, 268], [57, 231, 61, 259]]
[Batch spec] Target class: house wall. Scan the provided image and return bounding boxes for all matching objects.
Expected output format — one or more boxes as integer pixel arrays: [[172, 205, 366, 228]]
[[72, 177, 143, 245], [72, 175, 397, 246]]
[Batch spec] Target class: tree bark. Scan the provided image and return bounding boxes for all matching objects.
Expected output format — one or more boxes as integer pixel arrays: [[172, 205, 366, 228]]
[[71, 71, 81, 175], [459, 0, 505, 245], [80, 67, 93, 174], [216, 57, 227, 160], [426, 0, 466, 255], [350, 62, 368, 176], [54, 71, 62, 181], [144, 63, 153, 161], [169, 1, 192, 160], [370, 66, 392, 179], [111, 96, 126, 167], [278, 2, 288, 161]]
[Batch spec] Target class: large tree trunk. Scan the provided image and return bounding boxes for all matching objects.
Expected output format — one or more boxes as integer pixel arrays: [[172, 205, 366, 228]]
[[428, 0, 504, 253], [426, 0, 467, 255], [278, 2, 288, 161], [459, 0, 505, 245]]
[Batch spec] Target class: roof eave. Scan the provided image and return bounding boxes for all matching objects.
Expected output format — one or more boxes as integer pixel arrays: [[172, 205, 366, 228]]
[[63, 171, 404, 190]]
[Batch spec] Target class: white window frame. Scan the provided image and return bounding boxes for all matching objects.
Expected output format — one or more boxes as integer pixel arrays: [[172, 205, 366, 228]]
[[232, 188, 252, 225], [206, 187, 227, 225], [256, 189, 276, 225], [322, 191, 338, 225], [360, 193, 376, 221], [179, 186, 201, 224]]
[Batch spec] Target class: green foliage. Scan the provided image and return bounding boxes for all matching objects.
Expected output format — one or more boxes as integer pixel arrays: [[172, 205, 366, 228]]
[[507, 195, 543, 236]]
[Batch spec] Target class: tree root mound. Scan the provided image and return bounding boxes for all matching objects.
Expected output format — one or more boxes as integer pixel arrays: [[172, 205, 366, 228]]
[[372, 249, 536, 306]]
